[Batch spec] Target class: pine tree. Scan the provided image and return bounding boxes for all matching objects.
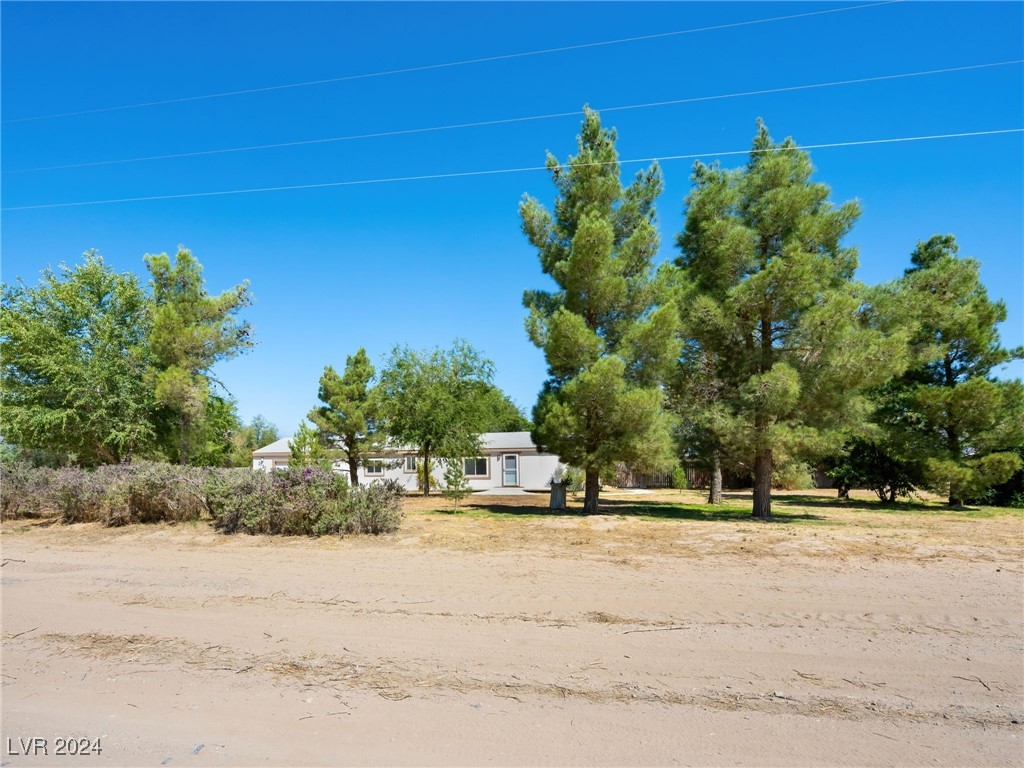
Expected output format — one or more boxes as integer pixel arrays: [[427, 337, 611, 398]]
[[676, 120, 910, 518], [308, 348, 377, 486], [146, 248, 252, 464], [521, 108, 679, 514], [443, 460, 472, 511], [895, 235, 1024, 504]]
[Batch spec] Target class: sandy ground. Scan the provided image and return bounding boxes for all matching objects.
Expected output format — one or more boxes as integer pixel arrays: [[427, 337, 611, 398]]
[[2, 490, 1023, 767]]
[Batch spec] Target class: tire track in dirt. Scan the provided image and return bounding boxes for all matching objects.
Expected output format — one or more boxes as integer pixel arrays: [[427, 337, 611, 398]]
[[13, 631, 1021, 731]]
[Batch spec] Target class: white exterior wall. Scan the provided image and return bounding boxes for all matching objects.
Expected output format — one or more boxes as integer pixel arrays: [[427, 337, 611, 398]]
[[253, 433, 562, 493], [518, 452, 561, 491]]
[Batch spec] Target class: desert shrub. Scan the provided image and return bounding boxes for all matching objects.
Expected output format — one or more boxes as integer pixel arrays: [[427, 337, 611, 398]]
[[346, 479, 404, 535], [209, 467, 350, 536], [670, 466, 689, 490], [50, 466, 118, 523], [206, 468, 279, 534], [115, 462, 208, 526], [0, 461, 57, 518]]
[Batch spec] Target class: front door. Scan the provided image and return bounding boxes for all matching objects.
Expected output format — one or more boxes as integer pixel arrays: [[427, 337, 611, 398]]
[[502, 454, 519, 487]]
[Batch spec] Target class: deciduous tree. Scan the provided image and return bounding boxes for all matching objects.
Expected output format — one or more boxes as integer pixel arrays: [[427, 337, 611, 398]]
[[376, 340, 496, 495], [1, 252, 155, 465]]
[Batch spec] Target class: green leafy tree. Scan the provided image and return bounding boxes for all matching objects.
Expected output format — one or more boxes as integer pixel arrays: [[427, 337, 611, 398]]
[[894, 235, 1024, 504], [1, 252, 155, 465], [826, 437, 918, 502], [289, 421, 332, 470], [475, 384, 532, 432], [676, 120, 910, 518], [443, 460, 472, 511], [146, 247, 253, 464], [229, 414, 279, 467], [376, 340, 496, 495], [520, 107, 679, 514], [191, 396, 244, 468], [308, 348, 378, 486]]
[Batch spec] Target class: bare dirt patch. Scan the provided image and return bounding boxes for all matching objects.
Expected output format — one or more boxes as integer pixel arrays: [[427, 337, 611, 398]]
[[2, 492, 1022, 766]]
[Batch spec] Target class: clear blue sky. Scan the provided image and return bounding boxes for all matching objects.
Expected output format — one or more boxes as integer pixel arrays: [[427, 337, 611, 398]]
[[3, 1, 1022, 437]]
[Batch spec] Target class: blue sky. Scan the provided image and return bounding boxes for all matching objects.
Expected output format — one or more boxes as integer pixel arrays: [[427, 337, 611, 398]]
[[2, 1, 1022, 437]]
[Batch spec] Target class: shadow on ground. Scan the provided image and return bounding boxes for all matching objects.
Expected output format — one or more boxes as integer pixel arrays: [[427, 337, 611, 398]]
[[458, 496, 825, 524]]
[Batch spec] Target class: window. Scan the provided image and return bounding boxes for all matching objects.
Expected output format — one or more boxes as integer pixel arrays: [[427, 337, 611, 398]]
[[404, 455, 417, 473], [365, 459, 384, 476], [463, 457, 488, 477]]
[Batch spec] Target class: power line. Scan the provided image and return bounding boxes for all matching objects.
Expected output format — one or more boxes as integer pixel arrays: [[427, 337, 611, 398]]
[[4, 128, 1019, 212], [2, 1, 903, 124], [7, 59, 1018, 174]]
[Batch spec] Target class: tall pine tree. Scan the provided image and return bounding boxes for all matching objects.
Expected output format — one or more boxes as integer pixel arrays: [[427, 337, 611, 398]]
[[896, 235, 1024, 504], [677, 120, 909, 518], [521, 107, 678, 514], [308, 348, 378, 486], [146, 248, 252, 464]]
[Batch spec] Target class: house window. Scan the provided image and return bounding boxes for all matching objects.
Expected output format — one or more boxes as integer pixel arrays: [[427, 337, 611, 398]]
[[404, 456, 417, 473], [365, 459, 384, 476], [463, 457, 488, 477]]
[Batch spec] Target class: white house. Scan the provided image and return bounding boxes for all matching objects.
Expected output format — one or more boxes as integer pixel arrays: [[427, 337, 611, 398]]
[[252, 431, 561, 493]]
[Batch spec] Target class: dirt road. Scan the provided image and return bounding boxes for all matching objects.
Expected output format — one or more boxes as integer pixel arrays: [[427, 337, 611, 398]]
[[2, 499, 1022, 766]]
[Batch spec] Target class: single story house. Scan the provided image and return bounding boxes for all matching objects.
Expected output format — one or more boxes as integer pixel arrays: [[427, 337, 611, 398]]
[[252, 431, 561, 493]]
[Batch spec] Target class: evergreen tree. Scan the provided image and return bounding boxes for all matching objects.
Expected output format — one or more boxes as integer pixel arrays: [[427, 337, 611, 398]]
[[0, 252, 155, 465], [443, 460, 472, 511], [676, 120, 909, 518], [145, 247, 253, 464], [308, 348, 378, 486], [520, 107, 679, 514], [289, 421, 332, 470], [895, 235, 1024, 504]]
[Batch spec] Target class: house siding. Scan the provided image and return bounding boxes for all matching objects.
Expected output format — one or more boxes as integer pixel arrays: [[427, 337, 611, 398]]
[[253, 433, 561, 492]]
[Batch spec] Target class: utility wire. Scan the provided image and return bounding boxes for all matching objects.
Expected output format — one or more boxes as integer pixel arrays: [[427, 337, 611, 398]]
[[3, 1, 903, 124], [4, 128, 1020, 212], [7, 59, 1018, 174]]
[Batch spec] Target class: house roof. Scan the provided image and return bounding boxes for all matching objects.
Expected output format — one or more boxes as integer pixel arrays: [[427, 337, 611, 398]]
[[252, 437, 293, 456], [252, 431, 539, 458]]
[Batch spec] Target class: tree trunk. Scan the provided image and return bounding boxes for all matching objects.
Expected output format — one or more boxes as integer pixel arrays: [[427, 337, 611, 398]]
[[752, 450, 772, 519], [349, 459, 359, 487], [422, 449, 430, 496], [583, 469, 600, 514], [549, 482, 567, 511], [708, 452, 723, 505]]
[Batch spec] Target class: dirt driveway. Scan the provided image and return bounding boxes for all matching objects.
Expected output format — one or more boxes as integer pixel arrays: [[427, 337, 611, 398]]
[[2, 492, 1022, 766]]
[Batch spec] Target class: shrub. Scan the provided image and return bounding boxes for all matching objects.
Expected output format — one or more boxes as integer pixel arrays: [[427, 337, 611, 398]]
[[0, 461, 56, 519], [208, 467, 350, 536], [671, 467, 689, 491], [551, 464, 585, 494], [346, 479, 404, 534], [51, 465, 117, 523], [115, 462, 208, 526], [771, 461, 815, 491]]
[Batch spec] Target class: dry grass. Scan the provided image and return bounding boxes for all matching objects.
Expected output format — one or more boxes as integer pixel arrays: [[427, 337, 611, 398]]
[[394, 488, 1024, 564], [3, 487, 1021, 565]]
